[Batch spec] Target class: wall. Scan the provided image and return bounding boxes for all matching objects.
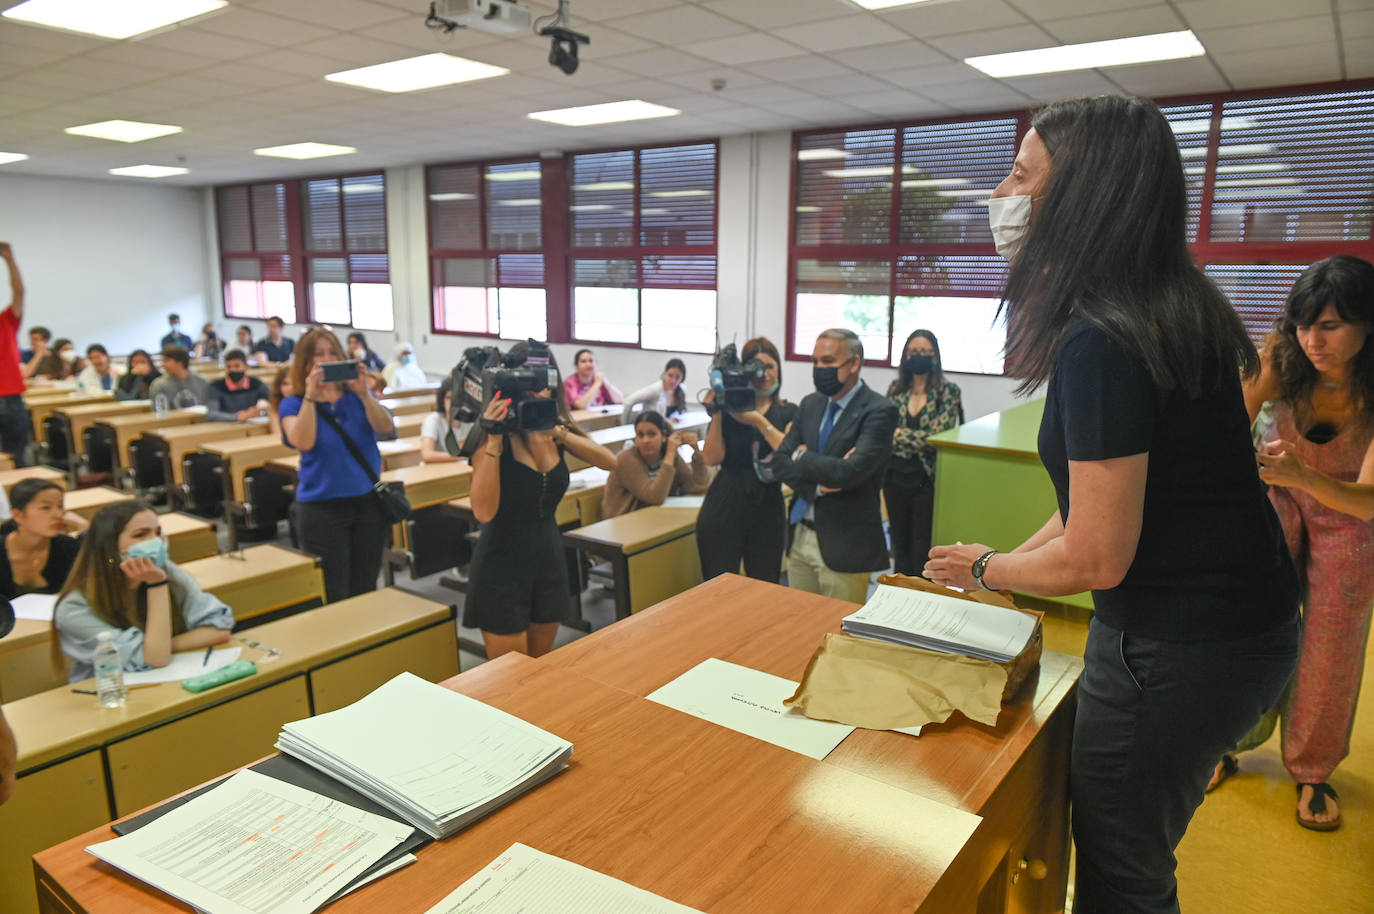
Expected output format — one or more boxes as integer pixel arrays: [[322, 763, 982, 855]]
[[0, 173, 209, 356]]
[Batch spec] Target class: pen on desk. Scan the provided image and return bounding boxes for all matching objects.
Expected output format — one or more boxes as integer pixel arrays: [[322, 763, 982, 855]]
[[72, 684, 161, 694], [202, 645, 214, 666]]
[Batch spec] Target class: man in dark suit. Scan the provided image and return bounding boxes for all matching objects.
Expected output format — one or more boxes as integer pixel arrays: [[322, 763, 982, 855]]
[[772, 328, 897, 603]]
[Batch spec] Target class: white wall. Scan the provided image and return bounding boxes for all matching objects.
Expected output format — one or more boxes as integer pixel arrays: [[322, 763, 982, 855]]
[[0, 173, 209, 356]]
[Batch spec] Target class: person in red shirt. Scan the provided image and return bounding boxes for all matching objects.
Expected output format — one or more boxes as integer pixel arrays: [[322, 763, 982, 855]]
[[0, 243, 29, 466]]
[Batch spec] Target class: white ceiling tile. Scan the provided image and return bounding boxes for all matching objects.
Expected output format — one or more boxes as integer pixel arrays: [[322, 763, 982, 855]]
[[823, 39, 949, 71], [136, 26, 275, 60], [526, 59, 656, 88], [237, 48, 350, 77], [459, 38, 555, 70], [660, 66, 772, 92], [680, 32, 804, 65], [1173, 0, 1333, 29], [1195, 16, 1336, 55], [0, 40, 64, 67], [853, 96, 958, 118], [772, 15, 910, 52], [1339, 0, 1374, 9], [1209, 41, 1342, 88], [362, 16, 499, 50], [193, 61, 304, 89], [880, 61, 988, 89], [789, 73, 895, 98], [999, 69, 1124, 101], [601, 47, 717, 76], [918, 78, 1031, 109], [1040, 6, 1187, 44], [0, 20, 105, 53], [43, 56, 156, 85], [761, 98, 868, 123], [290, 32, 419, 65], [726, 84, 818, 106], [145, 72, 261, 100], [84, 41, 208, 72], [741, 55, 853, 81], [1341, 8, 1374, 36], [570, 26, 656, 58], [701, 0, 852, 30], [612, 6, 749, 43], [245, 0, 406, 30], [879, 0, 1028, 38], [927, 24, 1058, 58], [561, 0, 679, 21], [1346, 37, 1374, 77], [1012, 0, 1155, 18], [194, 8, 337, 46], [1104, 57, 1230, 96]]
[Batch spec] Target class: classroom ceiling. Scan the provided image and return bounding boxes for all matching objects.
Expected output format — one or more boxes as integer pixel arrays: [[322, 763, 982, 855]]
[[0, 0, 1369, 187]]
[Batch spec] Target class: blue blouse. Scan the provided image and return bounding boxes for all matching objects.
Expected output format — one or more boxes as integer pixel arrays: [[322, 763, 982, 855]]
[[280, 393, 382, 502]]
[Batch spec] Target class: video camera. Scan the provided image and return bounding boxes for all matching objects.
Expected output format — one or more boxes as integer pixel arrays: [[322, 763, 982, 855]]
[[450, 341, 562, 454], [707, 343, 766, 414]]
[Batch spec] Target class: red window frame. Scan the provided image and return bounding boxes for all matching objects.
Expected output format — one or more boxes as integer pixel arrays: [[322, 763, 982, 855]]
[[300, 173, 391, 329]]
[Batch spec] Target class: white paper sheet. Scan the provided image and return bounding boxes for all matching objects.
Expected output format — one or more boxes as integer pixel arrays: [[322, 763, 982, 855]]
[[9, 592, 57, 622], [122, 647, 242, 685], [647, 658, 855, 760], [567, 466, 610, 490], [87, 769, 412, 914], [659, 494, 704, 509], [843, 584, 1035, 662], [424, 844, 700, 914]]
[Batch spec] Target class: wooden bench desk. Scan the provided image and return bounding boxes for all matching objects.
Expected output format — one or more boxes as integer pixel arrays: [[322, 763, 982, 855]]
[[0, 466, 67, 494], [160, 511, 219, 563], [380, 383, 439, 399], [149, 421, 265, 485], [95, 409, 204, 472], [24, 392, 112, 441], [7, 589, 458, 914], [32, 655, 985, 914], [52, 401, 150, 457], [569, 404, 623, 431], [0, 453, 13, 471], [62, 486, 134, 521], [266, 437, 424, 477], [562, 505, 701, 618], [542, 574, 1084, 914], [587, 408, 711, 450], [179, 544, 324, 624], [378, 395, 433, 417], [382, 461, 472, 510], [0, 619, 64, 703], [392, 412, 427, 438], [198, 436, 293, 503]]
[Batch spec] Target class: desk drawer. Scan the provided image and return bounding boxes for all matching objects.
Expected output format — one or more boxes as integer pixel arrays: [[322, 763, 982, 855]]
[[310, 623, 459, 715]]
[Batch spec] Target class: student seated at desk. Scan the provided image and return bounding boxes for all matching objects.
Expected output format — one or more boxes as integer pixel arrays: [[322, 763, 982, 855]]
[[149, 346, 210, 408], [420, 378, 471, 463], [207, 349, 270, 422], [116, 349, 160, 401], [55, 501, 232, 683], [30, 337, 79, 381], [75, 343, 124, 394], [622, 358, 687, 423], [0, 478, 87, 600], [602, 411, 707, 518]]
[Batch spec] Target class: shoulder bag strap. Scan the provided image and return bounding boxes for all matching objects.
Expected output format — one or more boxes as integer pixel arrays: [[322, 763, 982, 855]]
[[313, 399, 381, 485]]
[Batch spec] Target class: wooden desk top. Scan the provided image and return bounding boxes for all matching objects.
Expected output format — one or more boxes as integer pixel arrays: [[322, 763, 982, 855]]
[[178, 544, 315, 594], [588, 409, 711, 446], [197, 436, 291, 459], [0, 466, 67, 493], [543, 574, 1083, 815], [52, 401, 150, 420], [62, 487, 135, 521], [95, 409, 202, 431], [0, 618, 51, 657], [381, 461, 472, 509], [267, 437, 423, 475], [33, 657, 984, 914], [151, 422, 259, 446], [23, 391, 111, 407], [391, 413, 427, 436], [569, 405, 622, 431], [378, 395, 433, 417], [930, 397, 1045, 459], [157, 510, 214, 540], [382, 384, 439, 399], [564, 505, 698, 554], [6, 588, 452, 772]]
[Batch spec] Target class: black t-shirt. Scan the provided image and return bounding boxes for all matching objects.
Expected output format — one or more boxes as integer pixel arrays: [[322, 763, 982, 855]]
[[1038, 321, 1297, 642], [719, 401, 800, 473], [0, 532, 82, 600]]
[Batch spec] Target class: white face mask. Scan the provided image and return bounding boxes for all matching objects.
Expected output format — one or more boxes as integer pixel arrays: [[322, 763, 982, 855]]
[[987, 193, 1032, 261]]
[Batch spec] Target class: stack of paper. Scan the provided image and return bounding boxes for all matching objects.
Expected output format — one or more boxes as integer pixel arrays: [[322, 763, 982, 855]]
[[276, 672, 573, 839], [842, 584, 1035, 663]]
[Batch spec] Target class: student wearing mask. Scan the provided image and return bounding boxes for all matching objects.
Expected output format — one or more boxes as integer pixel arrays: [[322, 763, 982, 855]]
[[160, 314, 192, 350], [254, 316, 295, 364], [621, 358, 688, 423], [420, 378, 469, 464], [348, 332, 387, 373], [0, 244, 30, 466], [384, 342, 427, 391], [884, 330, 963, 576], [149, 346, 210, 408], [75, 344, 124, 394], [0, 478, 87, 600], [602, 411, 708, 517], [281, 327, 396, 603], [923, 95, 1299, 911], [193, 323, 224, 360], [55, 501, 232, 683], [465, 342, 617, 659], [32, 337, 79, 381], [116, 350, 159, 401], [563, 348, 622, 409], [207, 349, 270, 423]]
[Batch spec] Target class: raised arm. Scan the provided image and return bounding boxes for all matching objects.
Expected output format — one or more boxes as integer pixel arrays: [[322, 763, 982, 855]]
[[1242, 351, 1281, 425], [557, 425, 617, 472], [0, 243, 21, 322]]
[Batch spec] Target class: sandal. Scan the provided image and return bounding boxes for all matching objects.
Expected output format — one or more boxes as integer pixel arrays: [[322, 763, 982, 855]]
[[1296, 782, 1342, 831], [1206, 753, 1239, 794]]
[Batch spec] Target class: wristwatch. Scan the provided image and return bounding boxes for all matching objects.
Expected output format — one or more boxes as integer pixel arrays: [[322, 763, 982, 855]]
[[970, 550, 999, 591]]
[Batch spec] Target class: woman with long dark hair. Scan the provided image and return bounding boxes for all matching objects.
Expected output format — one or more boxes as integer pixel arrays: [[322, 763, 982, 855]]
[[1206, 255, 1374, 830], [0, 478, 86, 599], [884, 330, 962, 576], [602, 410, 708, 517], [621, 358, 688, 422], [698, 336, 799, 582], [924, 95, 1299, 912], [465, 341, 617, 659], [116, 350, 160, 401]]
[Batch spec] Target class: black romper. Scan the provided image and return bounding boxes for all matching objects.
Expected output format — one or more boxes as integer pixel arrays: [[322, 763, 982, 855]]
[[462, 445, 570, 635]]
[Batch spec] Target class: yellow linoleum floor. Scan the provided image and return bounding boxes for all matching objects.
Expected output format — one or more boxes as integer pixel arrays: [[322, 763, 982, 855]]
[[1039, 608, 1374, 914]]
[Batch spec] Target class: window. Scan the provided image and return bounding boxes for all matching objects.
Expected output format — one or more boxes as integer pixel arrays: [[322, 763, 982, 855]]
[[216, 173, 394, 330], [428, 160, 547, 341], [569, 142, 718, 353]]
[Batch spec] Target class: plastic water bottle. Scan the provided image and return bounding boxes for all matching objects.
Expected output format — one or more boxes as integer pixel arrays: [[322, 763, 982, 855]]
[[153, 393, 169, 417], [93, 631, 126, 709]]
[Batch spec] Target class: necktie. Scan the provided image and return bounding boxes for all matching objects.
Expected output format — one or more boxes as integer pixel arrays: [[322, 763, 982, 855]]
[[789, 400, 841, 525]]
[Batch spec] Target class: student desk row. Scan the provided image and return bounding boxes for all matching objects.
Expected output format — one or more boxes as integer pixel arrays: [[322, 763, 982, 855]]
[[34, 576, 1082, 914], [149, 420, 266, 485], [24, 391, 113, 442], [564, 504, 703, 619], [264, 437, 424, 477], [7, 588, 460, 914], [585, 408, 712, 449], [377, 394, 434, 417]]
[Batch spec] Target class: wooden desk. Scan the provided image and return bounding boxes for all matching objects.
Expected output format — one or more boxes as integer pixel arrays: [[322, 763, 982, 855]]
[[160, 511, 219, 563], [544, 574, 1083, 914], [0, 618, 66, 703], [381, 461, 472, 510], [587, 409, 711, 449], [569, 405, 623, 431], [95, 409, 203, 470], [179, 544, 324, 623], [198, 436, 293, 502], [24, 392, 112, 440], [391, 412, 427, 437], [563, 505, 701, 618], [33, 656, 986, 914], [0, 453, 12, 471], [0, 466, 66, 494], [52, 401, 150, 457], [266, 437, 424, 477], [8, 589, 458, 914], [150, 421, 265, 485], [381, 383, 439, 399], [378, 395, 434, 417], [62, 486, 134, 521]]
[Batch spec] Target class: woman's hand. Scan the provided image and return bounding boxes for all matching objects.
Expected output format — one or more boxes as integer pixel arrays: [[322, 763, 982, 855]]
[[303, 364, 328, 401], [679, 430, 699, 448], [736, 409, 767, 430], [120, 556, 167, 586], [591, 372, 605, 390], [1257, 439, 1311, 489], [481, 391, 511, 431], [58, 511, 89, 534], [666, 430, 685, 452], [924, 542, 995, 590]]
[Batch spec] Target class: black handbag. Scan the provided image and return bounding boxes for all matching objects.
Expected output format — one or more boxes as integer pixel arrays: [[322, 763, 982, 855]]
[[314, 400, 412, 523]]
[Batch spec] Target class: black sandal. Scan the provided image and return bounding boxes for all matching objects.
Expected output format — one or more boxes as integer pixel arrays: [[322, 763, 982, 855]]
[[1206, 753, 1239, 794], [1296, 782, 1342, 831]]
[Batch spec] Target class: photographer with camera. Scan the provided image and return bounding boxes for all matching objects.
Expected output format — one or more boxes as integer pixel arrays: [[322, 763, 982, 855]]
[[464, 341, 616, 659], [697, 337, 798, 582], [603, 410, 708, 518], [280, 328, 395, 604]]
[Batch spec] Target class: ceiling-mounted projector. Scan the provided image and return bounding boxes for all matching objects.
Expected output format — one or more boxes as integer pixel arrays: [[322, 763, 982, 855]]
[[426, 0, 533, 35]]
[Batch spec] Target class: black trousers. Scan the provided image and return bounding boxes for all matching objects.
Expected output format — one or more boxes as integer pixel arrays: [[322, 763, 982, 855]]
[[883, 475, 933, 576], [697, 473, 787, 583], [0, 395, 31, 467], [296, 494, 387, 604], [1072, 616, 1298, 913]]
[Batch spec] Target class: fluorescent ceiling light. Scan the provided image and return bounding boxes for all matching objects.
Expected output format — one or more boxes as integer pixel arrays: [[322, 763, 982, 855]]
[[254, 142, 356, 159], [66, 119, 182, 143], [797, 148, 850, 161], [850, 0, 940, 9], [325, 53, 508, 94], [528, 100, 679, 127], [2, 0, 225, 40], [429, 192, 476, 201], [573, 181, 634, 192], [485, 170, 540, 181], [965, 30, 1205, 78], [0, 153, 29, 166], [109, 164, 188, 178], [648, 189, 711, 198]]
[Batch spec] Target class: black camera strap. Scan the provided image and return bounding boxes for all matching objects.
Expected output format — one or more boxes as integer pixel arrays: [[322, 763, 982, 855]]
[[313, 399, 384, 487]]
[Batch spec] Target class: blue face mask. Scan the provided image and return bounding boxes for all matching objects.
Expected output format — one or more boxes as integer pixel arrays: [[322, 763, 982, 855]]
[[402, 354, 416, 366], [124, 536, 168, 568]]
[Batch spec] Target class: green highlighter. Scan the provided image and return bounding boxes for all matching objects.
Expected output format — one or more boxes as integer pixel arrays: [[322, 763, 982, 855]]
[[182, 659, 258, 693]]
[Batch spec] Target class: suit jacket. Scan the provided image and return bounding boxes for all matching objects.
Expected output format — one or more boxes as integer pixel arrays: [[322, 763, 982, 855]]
[[777, 380, 898, 573]]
